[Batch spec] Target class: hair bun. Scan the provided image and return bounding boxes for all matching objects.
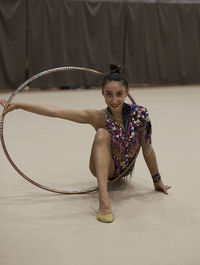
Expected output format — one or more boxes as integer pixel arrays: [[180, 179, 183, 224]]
[[109, 63, 123, 74]]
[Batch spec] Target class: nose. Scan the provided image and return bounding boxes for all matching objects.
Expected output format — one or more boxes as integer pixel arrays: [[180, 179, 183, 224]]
[[111, 96, 118, 105]]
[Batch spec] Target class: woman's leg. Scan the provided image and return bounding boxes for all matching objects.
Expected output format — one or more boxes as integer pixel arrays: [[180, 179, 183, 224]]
[[89, 128, 115, 217]]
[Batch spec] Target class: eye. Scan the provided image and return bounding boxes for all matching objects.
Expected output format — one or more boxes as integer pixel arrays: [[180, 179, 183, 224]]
[[105, 92, 112, 97], [117, 92, 123, 97]]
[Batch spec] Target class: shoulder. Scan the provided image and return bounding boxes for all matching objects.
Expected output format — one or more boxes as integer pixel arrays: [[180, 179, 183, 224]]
[[87, 109, 106, 130], [131, 104, 150, 121]]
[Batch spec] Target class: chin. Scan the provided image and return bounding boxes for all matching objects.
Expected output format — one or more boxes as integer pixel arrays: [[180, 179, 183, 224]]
[[110, 105, 122, 112]]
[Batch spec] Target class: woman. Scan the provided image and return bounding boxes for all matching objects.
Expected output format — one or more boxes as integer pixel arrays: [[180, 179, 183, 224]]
[[0, 64, 171, 223]]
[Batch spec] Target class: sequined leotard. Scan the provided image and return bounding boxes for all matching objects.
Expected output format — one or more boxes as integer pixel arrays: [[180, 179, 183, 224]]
[[104, 103, 152, 180]]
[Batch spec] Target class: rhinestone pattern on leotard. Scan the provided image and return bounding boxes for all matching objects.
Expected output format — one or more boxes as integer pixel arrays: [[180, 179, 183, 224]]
[[105, 103, 152, 180]]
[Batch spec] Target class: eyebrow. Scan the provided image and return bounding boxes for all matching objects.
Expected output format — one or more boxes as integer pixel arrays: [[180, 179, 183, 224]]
[[104, 90, 124, 93]]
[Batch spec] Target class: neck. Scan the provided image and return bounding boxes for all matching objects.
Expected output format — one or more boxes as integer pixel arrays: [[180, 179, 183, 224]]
[[107, 105, 124, 120], [112, 112, 123, 120], [111, 108, 123, 120]]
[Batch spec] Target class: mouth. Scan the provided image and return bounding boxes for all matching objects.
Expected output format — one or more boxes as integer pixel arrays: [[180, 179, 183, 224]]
[[110, 104, 120, 109]]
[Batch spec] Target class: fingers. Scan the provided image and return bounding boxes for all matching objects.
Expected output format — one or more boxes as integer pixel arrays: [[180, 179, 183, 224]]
[[0, 99, 7, 107], [163, 185, 172, 195], [2, 107, 10, 116], [0, 100, 8, 115], [163, 188, 168, 195], [155, 184, 171, 195], [0, 100, 13, 116], [0, 100, 6, 117], [0, 99, 14, 118]]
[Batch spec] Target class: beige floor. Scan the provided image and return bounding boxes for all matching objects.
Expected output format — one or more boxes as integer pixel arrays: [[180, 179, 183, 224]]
[[0, 85, 200, 265]]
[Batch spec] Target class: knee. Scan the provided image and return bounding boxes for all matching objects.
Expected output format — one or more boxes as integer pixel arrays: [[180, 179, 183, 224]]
[[94, 128, 111, 145]]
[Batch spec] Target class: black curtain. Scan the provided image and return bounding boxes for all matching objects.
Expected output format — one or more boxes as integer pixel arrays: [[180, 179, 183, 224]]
[[124, 1, 200, 84], [27, 0, 125, 88], [0, 0, 26, 89], [1, 0, 200, 89]]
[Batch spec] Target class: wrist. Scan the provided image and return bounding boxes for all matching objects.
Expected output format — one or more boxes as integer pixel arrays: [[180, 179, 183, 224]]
[[152, 172, 161, 183]]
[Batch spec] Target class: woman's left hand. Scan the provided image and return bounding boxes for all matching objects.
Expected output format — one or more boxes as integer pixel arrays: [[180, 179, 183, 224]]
[[154, 180, 171, 195]]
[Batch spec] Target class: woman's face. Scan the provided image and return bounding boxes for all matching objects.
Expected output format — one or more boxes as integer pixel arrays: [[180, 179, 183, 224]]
[[102, 81, 129, 114]]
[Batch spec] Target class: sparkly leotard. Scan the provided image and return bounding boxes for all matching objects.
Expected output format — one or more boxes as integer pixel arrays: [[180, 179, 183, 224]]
[[104, 103, 152, 180]]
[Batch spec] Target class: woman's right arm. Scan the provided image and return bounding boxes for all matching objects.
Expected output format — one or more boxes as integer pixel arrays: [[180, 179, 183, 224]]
[[0, 99, 100, 126]]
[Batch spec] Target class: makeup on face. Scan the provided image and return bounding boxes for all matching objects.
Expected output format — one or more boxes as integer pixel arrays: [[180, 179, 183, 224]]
[[103, 81, 128, 114]]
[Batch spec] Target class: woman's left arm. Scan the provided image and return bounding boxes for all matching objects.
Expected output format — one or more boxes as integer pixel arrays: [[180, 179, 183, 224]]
[[141, 139, 171, 194]]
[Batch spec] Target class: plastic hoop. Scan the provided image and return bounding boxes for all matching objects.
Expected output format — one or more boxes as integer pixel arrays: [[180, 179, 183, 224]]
[[0, 66, 136, 194]]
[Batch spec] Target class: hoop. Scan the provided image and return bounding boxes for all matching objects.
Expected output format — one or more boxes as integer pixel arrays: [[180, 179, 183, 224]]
[[0, 66, 136, 194]]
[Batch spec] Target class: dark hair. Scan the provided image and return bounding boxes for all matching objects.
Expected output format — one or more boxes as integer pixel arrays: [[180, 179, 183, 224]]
[[102, 63, 128, 89]]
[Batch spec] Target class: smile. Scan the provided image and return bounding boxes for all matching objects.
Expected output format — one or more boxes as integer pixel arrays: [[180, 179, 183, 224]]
[[110, 104, 120, 108]]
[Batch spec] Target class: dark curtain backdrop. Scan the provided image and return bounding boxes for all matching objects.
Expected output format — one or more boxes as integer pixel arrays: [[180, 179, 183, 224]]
[[0, 0, 26, 89], [27, 0, 125, 87], [125, 1, 200, 84], [1, 0, 200, 89]]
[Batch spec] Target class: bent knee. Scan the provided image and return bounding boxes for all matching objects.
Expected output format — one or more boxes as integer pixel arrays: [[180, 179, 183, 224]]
[[89, 163, 96, 177], [94, 128, 111, 145]]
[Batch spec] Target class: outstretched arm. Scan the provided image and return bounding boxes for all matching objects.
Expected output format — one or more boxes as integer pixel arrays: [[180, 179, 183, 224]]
[[0, 99, 98, 126], [141, 138, 171, 194]]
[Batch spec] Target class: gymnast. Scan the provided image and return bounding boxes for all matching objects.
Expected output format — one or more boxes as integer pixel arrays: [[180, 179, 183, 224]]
[[0, 63, 171, 223]]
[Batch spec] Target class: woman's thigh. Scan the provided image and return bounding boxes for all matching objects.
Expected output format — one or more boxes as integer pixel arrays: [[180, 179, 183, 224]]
[[89, 144, 115, 178], [89, 129, 115, 178]]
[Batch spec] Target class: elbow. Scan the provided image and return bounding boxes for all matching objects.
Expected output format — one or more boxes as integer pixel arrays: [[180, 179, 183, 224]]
[[51, 108, 61, 118]]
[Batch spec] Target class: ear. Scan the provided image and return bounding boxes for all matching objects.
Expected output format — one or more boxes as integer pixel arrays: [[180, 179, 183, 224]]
[[126, 87, 129, 96]]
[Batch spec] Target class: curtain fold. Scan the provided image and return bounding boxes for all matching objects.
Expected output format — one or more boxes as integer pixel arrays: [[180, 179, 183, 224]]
[[0, 0, 26, 89], [124, 2, 200, 84], [27, 0, 125, 88], [1, 0, 200, 89]]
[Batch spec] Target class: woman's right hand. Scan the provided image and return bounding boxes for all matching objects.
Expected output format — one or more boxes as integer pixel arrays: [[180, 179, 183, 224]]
[[0, 99, 18, 116]]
